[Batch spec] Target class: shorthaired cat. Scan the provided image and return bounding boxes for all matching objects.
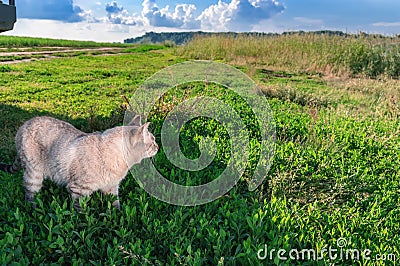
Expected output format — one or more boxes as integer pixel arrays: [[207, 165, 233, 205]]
[[0, 115, 158, 209]]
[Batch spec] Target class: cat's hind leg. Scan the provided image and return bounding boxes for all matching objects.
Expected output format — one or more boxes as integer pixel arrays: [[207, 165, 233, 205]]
[[23, 169, 44, 207], [101, 185, 120, 209]]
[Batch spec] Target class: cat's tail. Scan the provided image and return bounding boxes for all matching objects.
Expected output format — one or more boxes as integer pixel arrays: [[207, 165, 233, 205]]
[[0, 157, 21, 174]]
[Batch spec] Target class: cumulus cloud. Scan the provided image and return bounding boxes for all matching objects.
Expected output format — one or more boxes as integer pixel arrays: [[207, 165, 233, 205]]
[[105, 1, 124, 14], [16, 0, 92, 22], [197, 1, 231, 31], [102, 0, 285, 31], [199, 0, 285, 31], [16, 0, 286, 31], [141, 0, 200, 29], [104, 1, 141, 26]]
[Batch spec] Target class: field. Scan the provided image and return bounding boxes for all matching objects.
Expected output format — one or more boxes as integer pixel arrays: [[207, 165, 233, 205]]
[[0, 34, 399, 265]]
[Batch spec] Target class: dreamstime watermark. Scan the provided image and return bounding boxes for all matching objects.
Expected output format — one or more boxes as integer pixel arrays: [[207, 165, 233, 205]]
[[257, 238, 397, 263], [123, 61, 276, 206]]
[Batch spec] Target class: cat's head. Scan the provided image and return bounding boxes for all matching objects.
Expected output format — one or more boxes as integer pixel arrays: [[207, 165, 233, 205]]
[[124, 115, 159, 163]]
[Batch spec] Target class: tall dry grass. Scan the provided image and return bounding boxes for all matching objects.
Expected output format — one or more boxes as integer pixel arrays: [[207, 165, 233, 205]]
[[176, 33, 400, 78]]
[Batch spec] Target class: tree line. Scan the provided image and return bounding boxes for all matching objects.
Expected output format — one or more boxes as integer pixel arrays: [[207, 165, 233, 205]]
[[124, 30, 398, 45]]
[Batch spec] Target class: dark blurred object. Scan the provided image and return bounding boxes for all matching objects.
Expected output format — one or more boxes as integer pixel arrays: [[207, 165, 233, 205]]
[[0, 0, 16, 33]]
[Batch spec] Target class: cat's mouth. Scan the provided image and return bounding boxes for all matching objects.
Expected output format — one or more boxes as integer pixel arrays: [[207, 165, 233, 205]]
[[146, 143, 159, 158]]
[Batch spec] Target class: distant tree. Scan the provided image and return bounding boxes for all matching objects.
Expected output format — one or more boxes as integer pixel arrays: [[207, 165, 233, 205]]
[[124, 30, 356, 45]]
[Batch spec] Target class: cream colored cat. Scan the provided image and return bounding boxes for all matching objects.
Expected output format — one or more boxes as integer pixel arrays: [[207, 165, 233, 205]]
[[0, 115, 158, 209]]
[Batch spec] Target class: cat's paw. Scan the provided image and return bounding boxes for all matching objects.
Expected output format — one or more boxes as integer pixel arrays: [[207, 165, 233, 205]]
[[73, 199, 84, 211], [29, 201, 37, 209], [25, 195, 37, 209], [112, 199, 120, 209]]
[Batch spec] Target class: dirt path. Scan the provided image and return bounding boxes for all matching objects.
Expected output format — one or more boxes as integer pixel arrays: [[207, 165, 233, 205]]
[[0, 47, 126, 64]]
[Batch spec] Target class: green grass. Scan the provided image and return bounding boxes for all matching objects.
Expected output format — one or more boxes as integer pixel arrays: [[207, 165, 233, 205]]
[[0, 37, 399, 265], [0, 36, 129, 48]]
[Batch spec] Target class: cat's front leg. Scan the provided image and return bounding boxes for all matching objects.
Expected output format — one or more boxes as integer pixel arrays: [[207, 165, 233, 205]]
[[101, 185, 120, 209], [68, 182, 93, 210]]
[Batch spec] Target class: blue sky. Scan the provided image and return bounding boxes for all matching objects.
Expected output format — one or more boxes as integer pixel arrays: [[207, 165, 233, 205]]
[[3, 0, 400, 42]]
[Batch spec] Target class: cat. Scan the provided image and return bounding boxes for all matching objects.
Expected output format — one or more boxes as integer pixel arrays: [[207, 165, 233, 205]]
[[0, 115, 158, 209]]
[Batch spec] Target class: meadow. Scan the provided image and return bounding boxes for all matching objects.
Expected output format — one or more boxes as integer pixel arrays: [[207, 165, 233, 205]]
[[0, 33, 399, 265]]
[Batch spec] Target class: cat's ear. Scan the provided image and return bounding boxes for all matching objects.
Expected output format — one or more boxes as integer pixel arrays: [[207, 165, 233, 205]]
[[128, 115, 141, 126], [142, 122, 150, 132], [138, 122, 150, 135]]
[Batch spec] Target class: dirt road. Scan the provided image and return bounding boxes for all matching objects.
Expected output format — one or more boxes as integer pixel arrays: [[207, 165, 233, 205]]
[[0, 47, 126, 64]]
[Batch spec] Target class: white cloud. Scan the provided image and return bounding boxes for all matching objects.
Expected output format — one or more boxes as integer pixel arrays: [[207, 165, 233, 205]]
[[173, 4, 200, 29], [198, 0, 285, 31], [76, 8, 98, 23], [104, 1, 142, 26], [141, 0, 200, 29], [9, 18, 142, 42], [197, 1, 231, 31], [139, 0, 285, 31], [106, 24, 130, 33], [7, 0, 290, 42], [372, 21, 400, 27], [13, 0, 287, 36]]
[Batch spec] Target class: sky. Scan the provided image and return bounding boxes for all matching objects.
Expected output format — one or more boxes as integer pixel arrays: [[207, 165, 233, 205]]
[[3, 0, 400, 42]]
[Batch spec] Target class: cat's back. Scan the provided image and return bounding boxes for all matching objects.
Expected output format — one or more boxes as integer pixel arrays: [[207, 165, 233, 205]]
[[17, 116, 84, 148]]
